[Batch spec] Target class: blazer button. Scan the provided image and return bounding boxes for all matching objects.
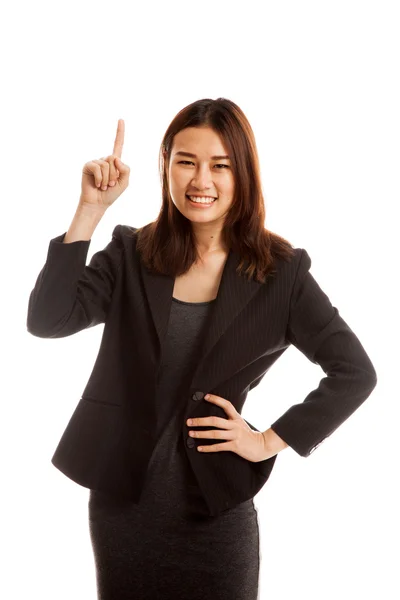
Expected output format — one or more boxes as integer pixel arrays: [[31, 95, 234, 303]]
[[186, 437, 195, 448], [309, 440, 323, 454], [192, 391, 205, 402]]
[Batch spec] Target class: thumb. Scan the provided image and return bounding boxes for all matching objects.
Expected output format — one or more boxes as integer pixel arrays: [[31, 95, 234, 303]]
[[115, 156, 130, 184]]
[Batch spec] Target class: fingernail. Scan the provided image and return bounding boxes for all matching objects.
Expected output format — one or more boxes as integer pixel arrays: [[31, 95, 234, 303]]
[[109, 181, 115, 186]]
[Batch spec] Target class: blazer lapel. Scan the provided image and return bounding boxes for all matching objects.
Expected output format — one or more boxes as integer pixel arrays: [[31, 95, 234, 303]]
[[140, 248, 263, 388]]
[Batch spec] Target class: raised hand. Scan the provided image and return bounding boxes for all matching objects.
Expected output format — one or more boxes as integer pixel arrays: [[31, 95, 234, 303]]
[[79, 119, 130, 212]]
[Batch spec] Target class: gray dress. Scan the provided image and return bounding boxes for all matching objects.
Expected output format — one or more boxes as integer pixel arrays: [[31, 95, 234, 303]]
[[88, 297, 261, 600]]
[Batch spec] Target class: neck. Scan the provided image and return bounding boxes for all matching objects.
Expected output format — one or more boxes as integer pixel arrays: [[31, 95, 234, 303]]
[[192, 223, 227, 255]]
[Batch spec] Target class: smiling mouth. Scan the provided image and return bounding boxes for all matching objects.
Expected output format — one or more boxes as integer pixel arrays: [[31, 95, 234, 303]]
[[186, 194, 217, 203]]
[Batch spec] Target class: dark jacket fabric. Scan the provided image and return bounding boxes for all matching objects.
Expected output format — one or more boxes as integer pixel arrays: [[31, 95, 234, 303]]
[[26, 224, 378, 517]]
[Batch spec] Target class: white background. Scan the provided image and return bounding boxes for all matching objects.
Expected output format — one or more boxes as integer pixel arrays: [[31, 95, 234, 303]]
[[2, 1, 398, 598]]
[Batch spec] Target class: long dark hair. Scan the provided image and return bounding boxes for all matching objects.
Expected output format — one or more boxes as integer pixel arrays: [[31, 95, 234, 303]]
[[134, 98, 295, 284]]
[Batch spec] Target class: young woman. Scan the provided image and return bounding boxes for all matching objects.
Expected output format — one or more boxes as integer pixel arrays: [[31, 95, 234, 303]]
[[27, 99, 377, 600]]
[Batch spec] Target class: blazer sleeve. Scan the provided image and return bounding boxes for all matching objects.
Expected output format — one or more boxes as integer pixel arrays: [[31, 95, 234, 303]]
[[269, 248, 378, 457], [26, 224, 124, 338]]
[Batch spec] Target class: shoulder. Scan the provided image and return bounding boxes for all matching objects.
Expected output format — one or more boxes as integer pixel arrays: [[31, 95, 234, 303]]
[[293, 247, 311, 273], [110, 224, 139, 244], [287, 248, 313, 289], [272, 246, 310, 279]]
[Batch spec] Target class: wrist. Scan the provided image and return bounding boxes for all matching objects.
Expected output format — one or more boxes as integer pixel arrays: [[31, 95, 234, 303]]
[[76, 203, 107, 220], [262, 427, 289, 455], [63, 205, 106, 243]]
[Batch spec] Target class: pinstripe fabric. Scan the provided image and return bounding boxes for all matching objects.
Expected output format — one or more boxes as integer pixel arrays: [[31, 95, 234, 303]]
[[27, 224, 378, 517]]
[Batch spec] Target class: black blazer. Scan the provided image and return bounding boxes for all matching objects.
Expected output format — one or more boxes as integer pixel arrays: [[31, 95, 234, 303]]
[[26, 224, 378, 517]]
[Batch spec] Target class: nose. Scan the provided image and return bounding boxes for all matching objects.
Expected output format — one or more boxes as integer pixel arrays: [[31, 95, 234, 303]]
[[191, 164, 214, 191]]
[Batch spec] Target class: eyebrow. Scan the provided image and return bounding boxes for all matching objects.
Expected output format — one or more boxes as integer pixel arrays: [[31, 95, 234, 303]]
[[174, 151, 230, 160]]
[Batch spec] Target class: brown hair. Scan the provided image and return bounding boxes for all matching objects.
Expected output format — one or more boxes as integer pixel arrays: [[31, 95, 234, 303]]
[[135, 97, 296, 284]]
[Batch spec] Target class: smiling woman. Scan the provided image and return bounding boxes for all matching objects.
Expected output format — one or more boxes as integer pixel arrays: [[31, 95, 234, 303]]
[[27, 97, 377, 600], [85, 98, 284, 600]]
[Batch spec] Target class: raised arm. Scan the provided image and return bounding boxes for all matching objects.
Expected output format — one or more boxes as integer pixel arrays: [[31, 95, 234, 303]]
[[27, 119, 131, 338]]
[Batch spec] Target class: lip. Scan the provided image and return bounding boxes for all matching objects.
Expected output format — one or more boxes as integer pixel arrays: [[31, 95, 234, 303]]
[[186, 194, 217, 198], [186, 194, 217, 208]]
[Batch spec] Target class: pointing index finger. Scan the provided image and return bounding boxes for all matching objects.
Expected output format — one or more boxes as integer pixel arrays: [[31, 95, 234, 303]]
[[113, 119, 125, 158]]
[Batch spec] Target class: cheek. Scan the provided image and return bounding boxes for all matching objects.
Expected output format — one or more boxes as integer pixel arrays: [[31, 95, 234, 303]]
[[170, 170, 188, 189], [220, 181, 235, 198]]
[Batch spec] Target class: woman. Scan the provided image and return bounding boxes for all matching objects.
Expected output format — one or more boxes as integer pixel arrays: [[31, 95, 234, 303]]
[[27, 98, 377, 599], [89, 102, 267, 600]]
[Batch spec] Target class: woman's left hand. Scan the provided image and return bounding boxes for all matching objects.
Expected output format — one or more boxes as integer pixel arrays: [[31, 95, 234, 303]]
[[186, 393, 271, 463]]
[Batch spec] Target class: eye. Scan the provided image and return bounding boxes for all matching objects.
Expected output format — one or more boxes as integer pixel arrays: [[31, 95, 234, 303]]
[[178, 161, 229, 169]]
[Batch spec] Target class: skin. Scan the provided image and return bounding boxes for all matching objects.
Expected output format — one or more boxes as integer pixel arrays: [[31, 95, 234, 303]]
[[168, 126, 235, 258]]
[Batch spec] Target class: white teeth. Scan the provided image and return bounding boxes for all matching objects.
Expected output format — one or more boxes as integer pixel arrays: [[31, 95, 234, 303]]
[[188, 195, 216, 204]]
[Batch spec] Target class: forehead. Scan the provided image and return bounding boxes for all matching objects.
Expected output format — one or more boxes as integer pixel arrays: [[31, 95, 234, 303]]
[[172, 127, 228, 155]]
